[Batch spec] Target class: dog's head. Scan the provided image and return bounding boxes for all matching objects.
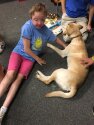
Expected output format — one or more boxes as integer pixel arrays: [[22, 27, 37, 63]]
[[63, 23, 83, 38]]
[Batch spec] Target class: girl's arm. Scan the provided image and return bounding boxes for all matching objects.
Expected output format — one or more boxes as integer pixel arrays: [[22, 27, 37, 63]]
[[23, 38, 46, 65]]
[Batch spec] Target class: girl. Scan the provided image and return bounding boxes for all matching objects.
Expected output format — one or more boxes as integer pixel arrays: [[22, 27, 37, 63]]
[[0, 3, 66, 123]]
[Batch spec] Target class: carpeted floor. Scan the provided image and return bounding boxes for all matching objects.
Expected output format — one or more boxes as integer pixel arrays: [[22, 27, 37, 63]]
[[0, 0, 94, 125]]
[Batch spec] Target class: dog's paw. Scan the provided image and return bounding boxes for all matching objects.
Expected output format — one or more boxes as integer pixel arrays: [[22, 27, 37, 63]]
[[36, 70, 40, 79], [47, 43, 52, 48], [36, 70, 44, 79], [45, 93, 51, 97]]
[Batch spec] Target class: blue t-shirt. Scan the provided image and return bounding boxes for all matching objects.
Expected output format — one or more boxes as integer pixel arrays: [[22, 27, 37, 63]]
[[66, 0, 94, 18], [13, 20, 56, 62]]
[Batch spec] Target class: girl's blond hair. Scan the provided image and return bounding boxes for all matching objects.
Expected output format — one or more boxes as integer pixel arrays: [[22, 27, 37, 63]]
[[29, 3, 48, 18]]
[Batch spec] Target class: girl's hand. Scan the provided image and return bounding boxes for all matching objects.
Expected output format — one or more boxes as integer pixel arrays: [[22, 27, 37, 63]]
[[81, 58, 94, 68], [36, 57, 46, 66]]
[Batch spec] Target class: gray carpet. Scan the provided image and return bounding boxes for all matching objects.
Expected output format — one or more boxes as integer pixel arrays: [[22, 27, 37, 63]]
[[0, 0, 94, 125]]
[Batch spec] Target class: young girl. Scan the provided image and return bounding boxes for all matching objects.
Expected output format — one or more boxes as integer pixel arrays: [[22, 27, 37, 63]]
[[0, 3, 66, 123]]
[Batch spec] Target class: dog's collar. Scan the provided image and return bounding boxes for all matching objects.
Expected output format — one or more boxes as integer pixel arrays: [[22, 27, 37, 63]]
[[70, 30, 87, 40], [70, 33, 82, 40]]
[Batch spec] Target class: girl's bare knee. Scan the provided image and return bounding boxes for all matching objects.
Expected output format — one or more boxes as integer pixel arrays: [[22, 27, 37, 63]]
[[6, 71, 17, 80]]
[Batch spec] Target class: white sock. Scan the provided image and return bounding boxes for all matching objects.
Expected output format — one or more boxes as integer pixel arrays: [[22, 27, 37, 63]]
[[0, 106, 7, 114]]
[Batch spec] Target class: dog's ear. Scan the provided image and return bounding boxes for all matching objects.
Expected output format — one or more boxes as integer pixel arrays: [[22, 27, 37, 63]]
[[68, 23, 74, 28], [77, 24, 83, 30], [68, 23, 83, 30]]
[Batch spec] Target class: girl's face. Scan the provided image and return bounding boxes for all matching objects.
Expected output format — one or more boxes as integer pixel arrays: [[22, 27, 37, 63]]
[[32, 12, 46, 29]]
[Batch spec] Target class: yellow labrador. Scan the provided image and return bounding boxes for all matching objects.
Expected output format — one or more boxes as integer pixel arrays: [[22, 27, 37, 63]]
[[36, 23, 88, 98]]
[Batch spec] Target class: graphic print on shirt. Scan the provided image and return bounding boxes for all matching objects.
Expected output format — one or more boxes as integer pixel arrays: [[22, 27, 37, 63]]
[[32, 37, 42, 51]]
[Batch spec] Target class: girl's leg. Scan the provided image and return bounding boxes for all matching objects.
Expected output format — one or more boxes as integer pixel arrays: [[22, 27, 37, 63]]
[[0, 73, 24, 123], [0, 52, 22, 97], [2, 59, 34, 108], [0, 58, 34, 122], [3, 59, 34, 108], [0, 70, 17, 97], [0, 70, 17, 123], [3, 73, 24, 108]]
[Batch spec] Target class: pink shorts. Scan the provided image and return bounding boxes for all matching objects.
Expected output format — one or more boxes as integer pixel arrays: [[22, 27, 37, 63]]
[[8, 52, 34, 79]]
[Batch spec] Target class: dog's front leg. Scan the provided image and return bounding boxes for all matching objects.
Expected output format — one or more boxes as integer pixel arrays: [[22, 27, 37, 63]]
[[47, 43, 69, 58]]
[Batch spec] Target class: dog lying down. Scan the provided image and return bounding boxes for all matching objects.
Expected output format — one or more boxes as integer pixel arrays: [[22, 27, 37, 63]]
[[36, 23, 89, 98]]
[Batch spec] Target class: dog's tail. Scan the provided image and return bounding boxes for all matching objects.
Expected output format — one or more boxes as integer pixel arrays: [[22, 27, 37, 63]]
[[45, 86, 77, 98]]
